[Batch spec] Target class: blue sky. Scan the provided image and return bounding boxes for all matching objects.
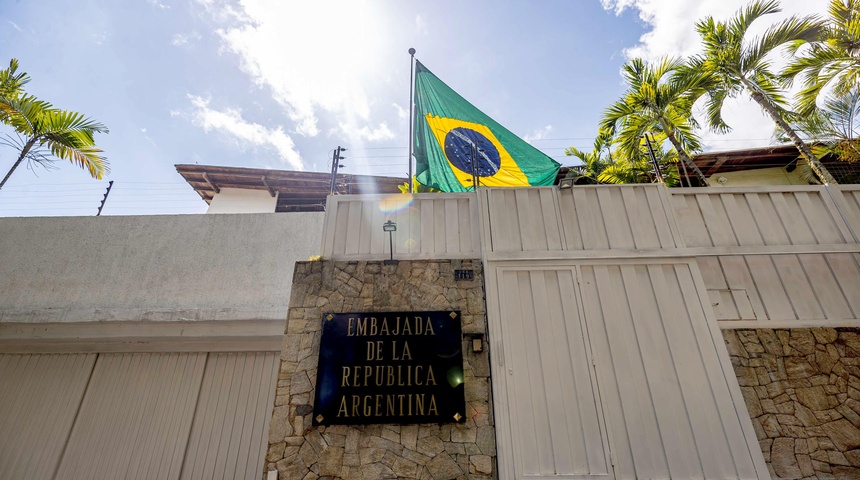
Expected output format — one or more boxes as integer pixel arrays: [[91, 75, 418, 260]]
[[0, 0, 824, 216]]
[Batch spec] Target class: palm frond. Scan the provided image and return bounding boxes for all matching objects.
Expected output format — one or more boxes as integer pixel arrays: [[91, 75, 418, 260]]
[[783, 0, 860, 116], [746, 15, 824, 68], [730, 0, 781, 39], [0, 90, 109, 186], [0, 58, 30, 98]]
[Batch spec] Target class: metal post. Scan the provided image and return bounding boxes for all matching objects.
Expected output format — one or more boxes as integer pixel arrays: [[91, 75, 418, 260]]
[[96, 180, 114, 216], [678, 153, 690, 187], [643, 134, 664, 184], [471, 142, 478, 191], [329, 146, 344, 195], [407, 48, 416, 193], [383, 220, 397, 264]]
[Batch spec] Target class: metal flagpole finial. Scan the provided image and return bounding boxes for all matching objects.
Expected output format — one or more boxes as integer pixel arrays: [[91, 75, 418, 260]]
[[408, 48, 416, 56]]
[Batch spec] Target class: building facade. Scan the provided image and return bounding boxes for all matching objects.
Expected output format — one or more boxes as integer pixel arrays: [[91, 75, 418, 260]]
[[1, 181, 859, 479]]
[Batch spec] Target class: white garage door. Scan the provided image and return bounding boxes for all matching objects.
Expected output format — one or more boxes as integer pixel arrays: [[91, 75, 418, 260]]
[[0, 351, 278, 480]]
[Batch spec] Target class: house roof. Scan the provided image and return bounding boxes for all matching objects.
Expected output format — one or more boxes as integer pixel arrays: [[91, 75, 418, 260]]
[[683, 144, 860, 184], [175, 164, 406, 212], [691, 145, 801, 176]]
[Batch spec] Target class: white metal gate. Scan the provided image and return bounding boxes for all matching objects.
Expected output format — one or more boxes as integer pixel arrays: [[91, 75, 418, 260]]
[[485, 260, 769, 480], [491, 266, 613, 479]]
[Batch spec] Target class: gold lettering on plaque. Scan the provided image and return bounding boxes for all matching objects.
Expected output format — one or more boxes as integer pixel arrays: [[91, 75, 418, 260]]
[[392, 340, 413, 360], [424, 317, 436, 335], [351, 395, 360, 417], [416, 394, 425, 415]]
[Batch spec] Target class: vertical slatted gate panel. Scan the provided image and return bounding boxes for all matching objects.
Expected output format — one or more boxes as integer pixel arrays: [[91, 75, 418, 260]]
[[486, 188, 564, 253], [696, 254, 860, 323], [498, 268, 612, 478], [579, 263, 766, 479], [669, 189, 853, 247], [556, 185, 678, 251], [323, 194, 479, 259], [181, 352, 279, 480], [834, 186, 860, 239], [55, 352, 206, 480], [0, 354, 96, 479]]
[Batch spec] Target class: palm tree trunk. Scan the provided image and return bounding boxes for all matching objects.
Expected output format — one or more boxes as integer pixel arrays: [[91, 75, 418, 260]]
[[658, 118, 710, 186], [0, 138, 36, 190], [739, 77, 838, 184]]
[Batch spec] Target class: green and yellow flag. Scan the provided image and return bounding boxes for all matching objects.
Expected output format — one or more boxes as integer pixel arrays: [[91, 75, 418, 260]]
[[413, 61, 560, 192]]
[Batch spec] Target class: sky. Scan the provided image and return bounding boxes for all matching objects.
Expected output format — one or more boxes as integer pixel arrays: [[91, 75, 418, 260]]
[[0, 0, 828, 216]]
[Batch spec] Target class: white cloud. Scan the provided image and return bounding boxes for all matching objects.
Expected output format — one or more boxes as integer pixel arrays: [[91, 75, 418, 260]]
[[601, 0, 819, 61], [202, 1, 388, 139], [601, 0, 825, 152], [188, 94, 303, 169], [697, 96, 777, 150], [148, 0, 171, 9], [140, 128, 158, 147], [524, 125, 553, 143], [392, 103, 408, 120], [7, 21, 22, 33], [349, 122, 395, 142], [193, 0, 248, 23], [172, 31, 202, 46]]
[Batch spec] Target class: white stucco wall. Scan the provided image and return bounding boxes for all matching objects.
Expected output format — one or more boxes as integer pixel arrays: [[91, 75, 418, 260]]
[[207, 188, 278, 213], [0, 212, 324, 323]]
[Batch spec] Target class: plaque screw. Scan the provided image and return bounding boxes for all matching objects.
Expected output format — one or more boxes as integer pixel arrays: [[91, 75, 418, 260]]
[[316, 414, 324, 423], [453, 412, 462, 421], [449, 312, 458, 319], [326, 314, 333, 321]]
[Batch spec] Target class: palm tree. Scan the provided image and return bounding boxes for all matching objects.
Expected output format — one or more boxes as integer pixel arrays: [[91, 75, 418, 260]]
[[564, 129, 614, 184], [783, 0, 860, 116], [776, 89, 860, 182], [0, 59, 108, 190], [690, 0, 837, 184], [566, 130, 683, 185], [596, 156, 653, 184], [0, 94, 109, 189], [810, 90, 860, 164], [600, 57, 710, 186]]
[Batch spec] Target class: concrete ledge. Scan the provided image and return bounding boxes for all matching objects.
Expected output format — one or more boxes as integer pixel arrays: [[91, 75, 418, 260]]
[[0, 319, 286, 353], [0, 307, 288, 324]]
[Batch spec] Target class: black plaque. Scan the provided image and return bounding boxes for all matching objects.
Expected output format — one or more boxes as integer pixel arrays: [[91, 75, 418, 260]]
[[312, 311, 466, 425]]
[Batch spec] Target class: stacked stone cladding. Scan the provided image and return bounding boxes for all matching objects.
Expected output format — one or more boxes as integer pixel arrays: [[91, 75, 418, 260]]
[[267, 259, 495, 480], [723, 328, 860, 480]]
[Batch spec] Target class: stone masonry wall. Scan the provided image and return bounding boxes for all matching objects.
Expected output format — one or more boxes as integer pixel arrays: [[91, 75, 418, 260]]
[[723, 328, 860, 480], [267, 259, 495, 480]]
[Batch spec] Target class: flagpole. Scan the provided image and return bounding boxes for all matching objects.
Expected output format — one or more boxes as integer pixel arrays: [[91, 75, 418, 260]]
[[407, 47, 416, 193]]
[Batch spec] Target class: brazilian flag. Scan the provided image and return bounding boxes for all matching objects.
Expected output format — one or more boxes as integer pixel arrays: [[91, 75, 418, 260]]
[[413, 61, 560, 192]]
